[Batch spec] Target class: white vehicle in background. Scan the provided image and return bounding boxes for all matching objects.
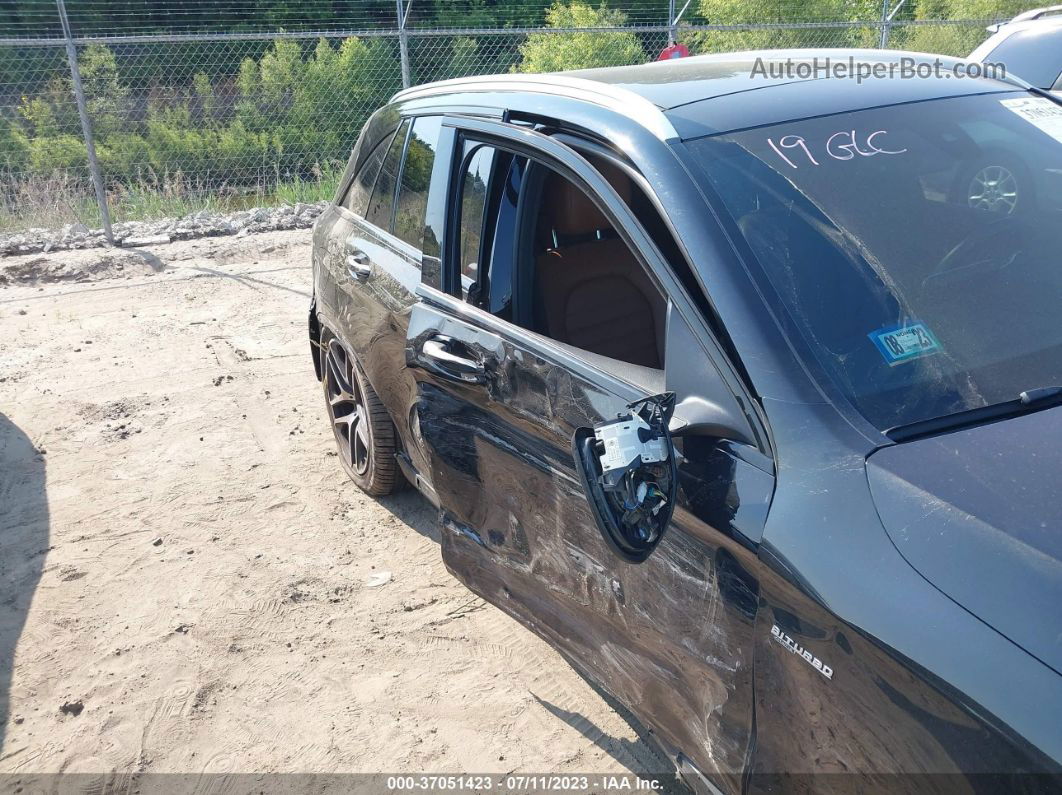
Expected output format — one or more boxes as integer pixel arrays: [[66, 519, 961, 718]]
[[971, 6, 1062, 96]]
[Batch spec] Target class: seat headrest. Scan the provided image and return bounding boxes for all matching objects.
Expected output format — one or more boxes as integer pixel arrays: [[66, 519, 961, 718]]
[[545, 161, 634, 237]]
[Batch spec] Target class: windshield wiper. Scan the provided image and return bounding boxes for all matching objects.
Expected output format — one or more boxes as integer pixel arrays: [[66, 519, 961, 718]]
[[887, 386, 1062, 442]]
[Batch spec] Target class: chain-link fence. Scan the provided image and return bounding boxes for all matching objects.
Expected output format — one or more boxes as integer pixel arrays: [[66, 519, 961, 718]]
[[0, 1, 1015, 236]]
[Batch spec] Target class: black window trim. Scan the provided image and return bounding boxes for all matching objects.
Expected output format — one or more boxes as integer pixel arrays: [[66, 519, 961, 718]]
[[431, 114, 772, 456]]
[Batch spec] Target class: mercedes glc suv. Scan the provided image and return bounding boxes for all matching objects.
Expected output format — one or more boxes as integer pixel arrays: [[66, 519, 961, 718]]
[[309, 50, 1062, 793]]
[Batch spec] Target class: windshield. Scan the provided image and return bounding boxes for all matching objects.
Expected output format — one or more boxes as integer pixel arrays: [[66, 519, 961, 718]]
[[687, 92, 1062, 431]]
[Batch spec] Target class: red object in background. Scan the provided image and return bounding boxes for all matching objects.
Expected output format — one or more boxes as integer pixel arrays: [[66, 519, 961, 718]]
[[657, 42, 689, 60]]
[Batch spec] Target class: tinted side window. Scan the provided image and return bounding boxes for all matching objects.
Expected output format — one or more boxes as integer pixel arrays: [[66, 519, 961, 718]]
[[457, 145, 495, 298], [394, 116, 443, 250], [366, 118, 410, 231], [989, 28, 1062, 88], [341, 135, 390, 216], [529, 166, 667, 369], [355, 105, 400, 172]]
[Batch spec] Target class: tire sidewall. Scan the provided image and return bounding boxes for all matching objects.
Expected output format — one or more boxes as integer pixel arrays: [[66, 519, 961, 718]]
[[320, 328, 401, 495]]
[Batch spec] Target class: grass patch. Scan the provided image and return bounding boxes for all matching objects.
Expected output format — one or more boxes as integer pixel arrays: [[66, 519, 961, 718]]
[[0, 165, 344, 235]]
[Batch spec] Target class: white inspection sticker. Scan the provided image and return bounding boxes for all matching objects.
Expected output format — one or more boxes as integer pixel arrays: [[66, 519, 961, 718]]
[[869, 322, 942, 366], [1000, 97, 1062, 143]]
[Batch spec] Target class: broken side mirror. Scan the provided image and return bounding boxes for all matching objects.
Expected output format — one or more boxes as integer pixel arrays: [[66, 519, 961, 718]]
[[572, 392, 678, 563]]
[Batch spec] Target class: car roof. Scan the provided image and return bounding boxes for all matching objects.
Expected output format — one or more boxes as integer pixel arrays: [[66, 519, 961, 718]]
[[395, 49, 1022, 141], [567, 49, 1014, 109]]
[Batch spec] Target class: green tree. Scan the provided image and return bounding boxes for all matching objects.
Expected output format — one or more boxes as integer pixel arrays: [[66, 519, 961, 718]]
[[0, 117, 30, 171], [79, 44, 129, 136], [903, 0, 1028, 55], [257, 38, 305, 108], [448, 37, 485, 78], [688, 0, 883, 52], [16, 45, 127, 138], [430, 0, 552, 28], [516, 2, 645, 73], [192, 72, 217, 122]]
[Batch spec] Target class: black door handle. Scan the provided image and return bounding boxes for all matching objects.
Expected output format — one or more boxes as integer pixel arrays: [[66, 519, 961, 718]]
[[345, 248, 371, 281], [421, 336, 486, 383]]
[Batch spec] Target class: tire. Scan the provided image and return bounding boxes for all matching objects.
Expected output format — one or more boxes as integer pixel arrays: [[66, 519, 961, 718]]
[[319, 327, 403, 496]]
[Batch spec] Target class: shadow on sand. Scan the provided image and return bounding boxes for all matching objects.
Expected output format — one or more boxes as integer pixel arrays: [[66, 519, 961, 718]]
[[0, 413, 48, 755]]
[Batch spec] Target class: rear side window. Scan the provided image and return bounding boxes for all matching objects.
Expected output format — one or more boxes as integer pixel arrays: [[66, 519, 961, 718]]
[[987, 28, 1062, 89], [366, 118, 410, 231], [394, 116, 443, 250], [339, 107, 399, 217], [341, 135, 390, 216]]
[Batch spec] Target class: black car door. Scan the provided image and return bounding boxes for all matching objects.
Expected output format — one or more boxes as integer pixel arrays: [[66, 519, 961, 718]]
[[405, 118, 773, 793]]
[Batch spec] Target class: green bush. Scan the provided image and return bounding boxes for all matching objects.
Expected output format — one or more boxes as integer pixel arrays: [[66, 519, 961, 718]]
[[516, 2, 645, 73], [0, 117, 30, 171], [216, 121, 272, 175], [903, 0, 1025, 54], [144, 114, 213, 175], [97, 132, 151, 179], [27, 134, 87, 175], [688, 0, 883, 51], [192, 72, 217, 122], [80, 44, 129, 136]]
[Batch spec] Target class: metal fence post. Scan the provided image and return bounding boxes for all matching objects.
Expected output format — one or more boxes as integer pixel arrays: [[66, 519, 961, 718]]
[[396, 0, 411, 89], [879, 0, 891, 48], [668, 0, 677, 44], [56, 0, 114, 244]]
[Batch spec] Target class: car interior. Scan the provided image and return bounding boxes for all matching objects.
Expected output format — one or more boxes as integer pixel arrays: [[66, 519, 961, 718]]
[[460, 144, 674, 375], [530, 161, 667, 371]]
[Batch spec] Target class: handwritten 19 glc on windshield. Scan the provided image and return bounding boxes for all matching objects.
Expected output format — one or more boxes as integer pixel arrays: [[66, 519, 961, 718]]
[[766, 129, 907, 169]]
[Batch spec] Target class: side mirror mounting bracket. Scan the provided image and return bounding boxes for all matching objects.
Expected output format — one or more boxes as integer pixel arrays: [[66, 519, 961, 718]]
[[572, 392, 678, 563]]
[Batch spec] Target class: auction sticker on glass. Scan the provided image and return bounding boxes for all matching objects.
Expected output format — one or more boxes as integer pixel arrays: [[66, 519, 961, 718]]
[[1000, 97, 1062, 143], [869, 322, 942, 366]]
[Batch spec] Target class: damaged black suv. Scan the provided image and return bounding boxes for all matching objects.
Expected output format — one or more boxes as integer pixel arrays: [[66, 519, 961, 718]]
[[310, 51, 1062, 792]]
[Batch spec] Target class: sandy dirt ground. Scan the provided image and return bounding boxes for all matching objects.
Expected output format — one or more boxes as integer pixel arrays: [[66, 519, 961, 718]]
[[0, 230, 670, 781]]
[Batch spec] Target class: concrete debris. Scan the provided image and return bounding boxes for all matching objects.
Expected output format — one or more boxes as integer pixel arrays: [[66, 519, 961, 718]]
[[0, 201, 327, 257]]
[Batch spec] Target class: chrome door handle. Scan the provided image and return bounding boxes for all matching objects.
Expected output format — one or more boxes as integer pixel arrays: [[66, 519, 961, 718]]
[[421, 336, 486, 382], [345, 248, 371, 281]]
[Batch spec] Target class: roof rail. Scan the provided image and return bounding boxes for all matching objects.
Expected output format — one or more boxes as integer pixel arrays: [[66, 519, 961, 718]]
[[392, 73, 678, 141], [987, 4, 1062, 31]]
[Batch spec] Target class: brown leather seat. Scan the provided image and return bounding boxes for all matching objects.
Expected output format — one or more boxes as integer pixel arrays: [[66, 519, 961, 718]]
[[534, 168, 666, 370]]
